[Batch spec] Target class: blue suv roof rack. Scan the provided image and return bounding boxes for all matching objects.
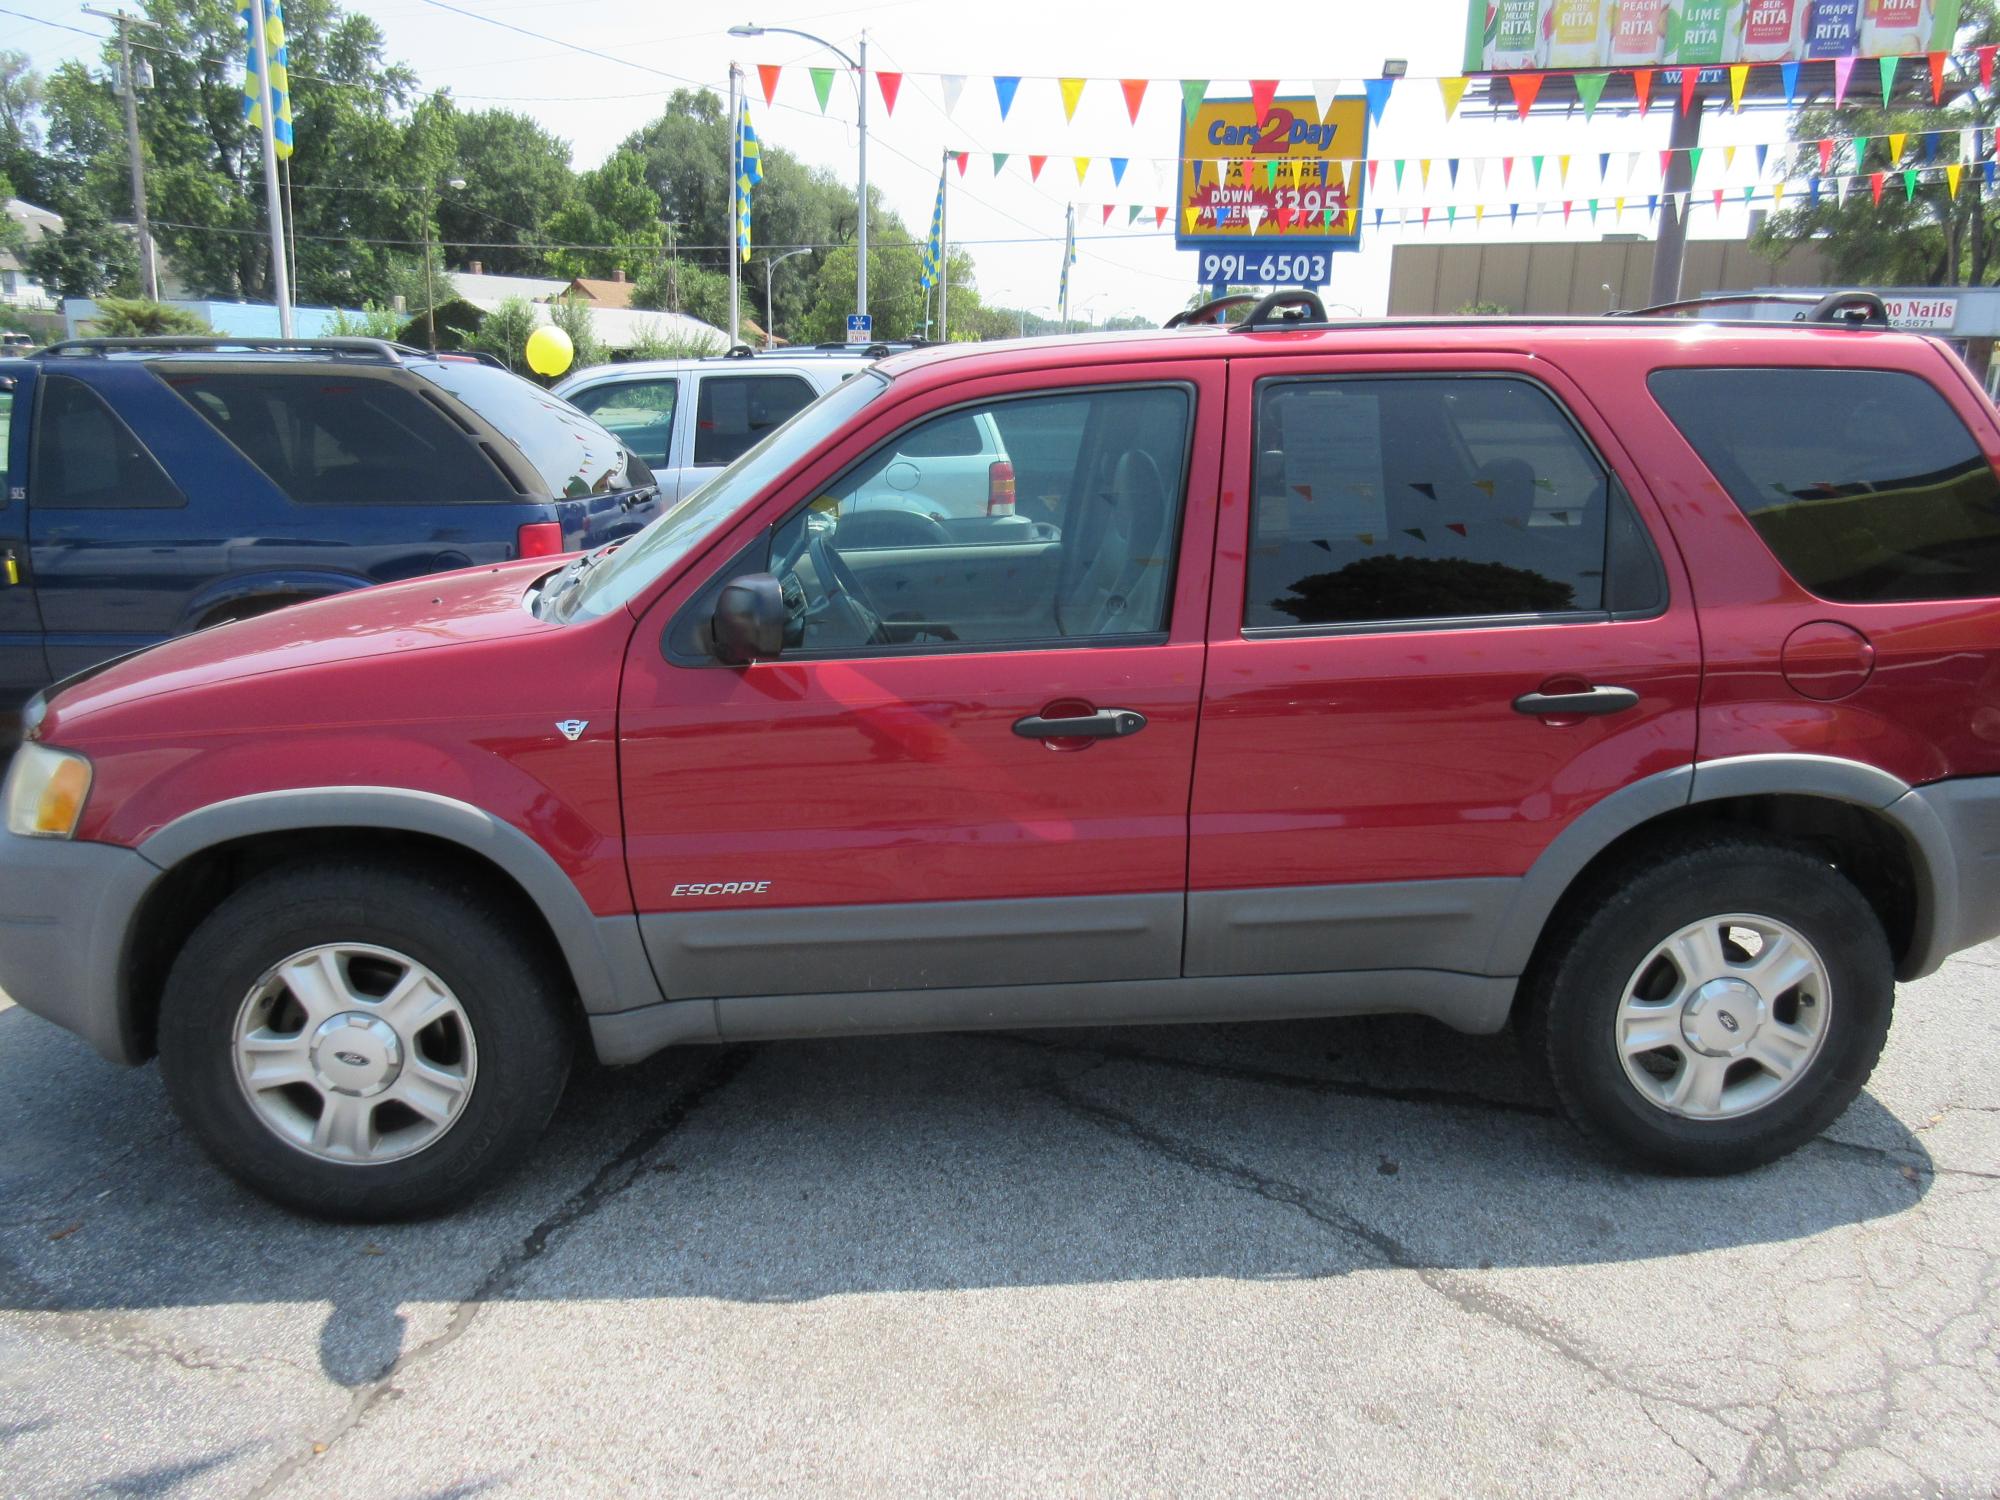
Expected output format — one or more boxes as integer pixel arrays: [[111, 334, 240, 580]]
[[34, 336, 418, 362]]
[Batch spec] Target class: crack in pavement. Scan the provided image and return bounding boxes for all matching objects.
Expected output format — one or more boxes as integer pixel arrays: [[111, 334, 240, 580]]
[[1038, 1074, 1735, 1484], [243, 1045, 757, 1500]]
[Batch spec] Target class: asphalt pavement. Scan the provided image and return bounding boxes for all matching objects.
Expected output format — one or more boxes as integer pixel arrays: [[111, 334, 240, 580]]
[[1, 948, 1997, 1499]]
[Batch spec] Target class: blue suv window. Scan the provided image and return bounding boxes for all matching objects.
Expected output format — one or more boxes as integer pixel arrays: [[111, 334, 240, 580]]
[[34, 375, 185, 509], [160, 369, 519, 506]]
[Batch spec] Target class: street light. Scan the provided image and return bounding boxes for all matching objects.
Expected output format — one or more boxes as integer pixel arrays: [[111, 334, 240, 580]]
[[757, 246, 812, 348], [731, 22, 868, 334], [422, 177, 467, 352]]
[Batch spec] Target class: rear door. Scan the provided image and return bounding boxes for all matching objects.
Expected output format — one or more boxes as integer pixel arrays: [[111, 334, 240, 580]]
[[617, 360, 1225, 1016], [673, 370, 819, 500], [1187, 351, 1701, 979], [0, 365, 46, 703], [563, 373, 681, 496]]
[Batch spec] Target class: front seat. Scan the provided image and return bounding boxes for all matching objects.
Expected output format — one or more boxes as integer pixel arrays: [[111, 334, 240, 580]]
[[1057, 449, 1171, 637]]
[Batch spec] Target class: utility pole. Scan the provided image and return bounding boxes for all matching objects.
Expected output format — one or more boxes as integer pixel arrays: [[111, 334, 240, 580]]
[[84, 7, 155, 300], [856, 30, 868, 328], [938, 147, 948, 343]]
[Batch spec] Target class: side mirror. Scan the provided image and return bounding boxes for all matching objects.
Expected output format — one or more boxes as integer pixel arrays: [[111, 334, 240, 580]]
[[711, 572, 786, 664]]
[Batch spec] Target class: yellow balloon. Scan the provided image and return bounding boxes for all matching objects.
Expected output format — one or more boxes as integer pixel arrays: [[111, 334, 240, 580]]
[[525, 324, 574, 377]]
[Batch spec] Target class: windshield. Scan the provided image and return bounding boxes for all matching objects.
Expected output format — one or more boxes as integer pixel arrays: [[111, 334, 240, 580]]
[[412, 360, 645, 500], [563, 368, 891, 620]]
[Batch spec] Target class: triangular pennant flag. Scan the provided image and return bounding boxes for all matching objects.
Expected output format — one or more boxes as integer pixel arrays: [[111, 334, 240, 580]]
[[1588, 196, 1598, 221], [1714, 187, 1726, 212], [1835, 174, 1848, 205], [1367, 158, 1380, 190], [1532, 154, 1545, 186], [1403, 527, 1426, 542], [1439, 76, 1469, 119], [1180, 79, 1207, 116], [1647, 192, 1659, 218], [1772, 180, 1785, 209], [1364, 76, 1393, 123], [1183, 206, 1201, 233], [756, 64, 781, 107], [1472, 157, 1486, 188], [1375, 206, 1385, 229], [1120, 78, 1147, 123], [1393, 158, 1406, 188], [1780, 60, 1799, 103], [1059, 77, 1086, 121], [1558, 153, 1571, 185], [1903, 167, 1918, 201], [1924, 131, 1939, 163], [1729, 63, 1749, 111], [1632, 68, 1654, 115], [1245, 206, 1267, 234], [1260, 159, 1275, 189], [1419, 158, 1432, 187], [875, 71, 902, 114], [954, 151, 968, 177], [1949, 162, 1963, 198], [939, 73, 966, 117], [1420, 206, 1431, 228], [1307, 79, 1336, 120], [1475, 203, 1485, 224], [1110, 157, 1128, 185], [1188, 158, 1204, 186], [1870, 170, 1885, 204], [1981, 44, 1997, 89], [1028, 154, 1047, 181], [1562, 199, 1573, 223], [1448, 157, 1460, 187], [1509, 72, 1543, 118], [1614, 194, 1625, 219], [1889, 131, 1907, 161], [1810, 177, 1821, 206], [1073, 156, 1091, 185], [1100, 203, 1113, 226], [1679, 67, 1699, 112], [1659, 148, 1673, 179], [1250, 80, 1280, 122], [1502, 156, 1514, 187], [1687, 146, 1703, 180], [1879, 55, 1898, 107], [809, 66, 835, 113], [1625, 150, 1641, 182], [1154, 205, 1168, 228], [1755, 143, 1768, 176], [1575, 72, 1609, 119], [1678, 190, 1691, 218], [1818, 138, 1835, 174], [1509, 203, 1519, 224], [994, 75, 1021, 119], [1597, 151, 1610, 181], [992, 151, 1009, 175], [1852, 136, 1869, 170], [1834, 55, 1855, 107], [1986, 159, 1996, 189], [1724, 145, 1737, 171], [1929, 51, 1947, 105]]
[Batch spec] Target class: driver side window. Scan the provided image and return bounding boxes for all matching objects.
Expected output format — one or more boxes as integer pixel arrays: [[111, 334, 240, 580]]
[[766, 385, 1191, 653]]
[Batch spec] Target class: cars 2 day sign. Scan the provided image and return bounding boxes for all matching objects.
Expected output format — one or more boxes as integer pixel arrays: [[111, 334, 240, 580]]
[[1177, 94, 1368, 283]]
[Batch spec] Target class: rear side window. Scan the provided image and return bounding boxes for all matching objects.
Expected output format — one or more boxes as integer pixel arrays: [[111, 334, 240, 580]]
[[694, 374, 816, 466], [895, 412, 983, 458], [162, 370, 516, 505], [1245, 376, 1616, 629], [415, 360, 641, 499], [34, 375, 185, 509], [1650, 367, 2000, 603]]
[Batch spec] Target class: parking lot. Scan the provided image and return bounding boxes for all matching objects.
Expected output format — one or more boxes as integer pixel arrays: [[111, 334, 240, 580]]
[[0, 947, 1994, 1499]]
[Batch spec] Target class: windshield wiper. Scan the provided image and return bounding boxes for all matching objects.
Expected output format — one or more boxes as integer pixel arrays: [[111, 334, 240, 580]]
[[536, 542, 618, 622]]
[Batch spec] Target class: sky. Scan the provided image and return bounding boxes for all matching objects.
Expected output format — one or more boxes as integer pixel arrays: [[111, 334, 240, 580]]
[[0, 0, 1821, 321]]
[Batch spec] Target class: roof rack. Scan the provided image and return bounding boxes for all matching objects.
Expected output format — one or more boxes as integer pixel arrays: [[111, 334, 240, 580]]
[[1610, 291, 1890, 326], [34, 335, 417, 361], [1166, 288, 1331, 331]]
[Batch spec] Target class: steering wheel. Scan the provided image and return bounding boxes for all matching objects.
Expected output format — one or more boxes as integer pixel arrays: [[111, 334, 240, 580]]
[[807, 529, 888, 646]]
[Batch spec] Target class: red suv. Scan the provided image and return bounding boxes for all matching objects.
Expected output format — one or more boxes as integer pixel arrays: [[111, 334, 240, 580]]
[[7, 291, 2000, 1219]]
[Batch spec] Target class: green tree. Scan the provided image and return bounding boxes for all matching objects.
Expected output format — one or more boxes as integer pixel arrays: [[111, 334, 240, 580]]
[[801, 242, 928, 342], [547, 295, 605, 371], [630, 257, 730, 330], [466, 294, 536, 371], [88, 295, 205, 334], [438, 106, 574, 277], [542, 150, 662, 281], [323, 303, 410, 339], [1756, 0, 2000, 284], [25, 199, 137, 299]]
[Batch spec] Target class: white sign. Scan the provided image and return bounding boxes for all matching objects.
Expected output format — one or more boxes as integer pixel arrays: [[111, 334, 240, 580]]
[[846, 313, 873, 344], [1882, 296, 1958, 332]]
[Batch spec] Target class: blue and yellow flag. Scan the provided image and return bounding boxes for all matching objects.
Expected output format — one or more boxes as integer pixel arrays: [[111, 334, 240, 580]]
[[735, 99, 763, 263], [919, 169, 945, 291], [238, 0, 294, 159]]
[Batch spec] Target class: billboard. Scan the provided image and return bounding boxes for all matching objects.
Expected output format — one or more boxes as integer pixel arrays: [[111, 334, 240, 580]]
[[1176, 94, 1369, 288], [1463, 0, 1963, 71]]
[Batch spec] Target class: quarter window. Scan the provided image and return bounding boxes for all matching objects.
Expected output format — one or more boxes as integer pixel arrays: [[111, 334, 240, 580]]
[[1649, 367, 2000, 604], [694, 374, 816, 467], [34, 376, 185, 509], [1245, 377, 1615, 629], [762, 385, 1191, 653]]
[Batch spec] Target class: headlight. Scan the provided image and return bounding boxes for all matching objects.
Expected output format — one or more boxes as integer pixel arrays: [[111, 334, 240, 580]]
[[5, 743, 92, 839]]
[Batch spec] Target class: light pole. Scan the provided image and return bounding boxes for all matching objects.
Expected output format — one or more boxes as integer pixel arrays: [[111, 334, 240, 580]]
[[758, 246, 811, 348], [421, 176, 466, 352], [731, 23, 867, 333]]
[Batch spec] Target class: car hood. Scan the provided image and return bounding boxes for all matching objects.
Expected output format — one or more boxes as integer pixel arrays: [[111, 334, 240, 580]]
[[43, 559, 560, 726]]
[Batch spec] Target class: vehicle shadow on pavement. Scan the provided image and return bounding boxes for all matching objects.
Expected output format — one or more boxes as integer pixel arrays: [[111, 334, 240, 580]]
[[0, 1007, 1932, 1389]]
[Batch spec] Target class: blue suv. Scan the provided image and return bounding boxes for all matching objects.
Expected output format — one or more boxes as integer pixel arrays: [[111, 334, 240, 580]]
[[0, 336, 660, 707]]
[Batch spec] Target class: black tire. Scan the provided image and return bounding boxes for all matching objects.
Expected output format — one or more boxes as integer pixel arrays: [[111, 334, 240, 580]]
[[158, 860, 573, 1221], [1525, 833, 1894, 1175]]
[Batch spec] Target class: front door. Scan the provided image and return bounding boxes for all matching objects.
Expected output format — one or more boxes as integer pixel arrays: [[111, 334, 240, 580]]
[[619, 363, 1223, 1016], [0, 368, 45, 705], [671, 371, 819, 502], [1187, 354, 1701, 979]]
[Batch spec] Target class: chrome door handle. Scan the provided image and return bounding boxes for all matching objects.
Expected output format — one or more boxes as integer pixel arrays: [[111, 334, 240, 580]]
[[1512, 685, 1639, 717], [1012, 708, 1148, 740]]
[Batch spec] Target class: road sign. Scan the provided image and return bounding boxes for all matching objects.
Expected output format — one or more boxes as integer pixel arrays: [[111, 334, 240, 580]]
[[1176, 94, 1368, 282], [846, 313, 873, 344]]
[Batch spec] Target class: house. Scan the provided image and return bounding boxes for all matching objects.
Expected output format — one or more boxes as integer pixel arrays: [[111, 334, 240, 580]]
[[565, 273, 636, 309], [444, 268, 571, 311], [2, 200, 62, 312]]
